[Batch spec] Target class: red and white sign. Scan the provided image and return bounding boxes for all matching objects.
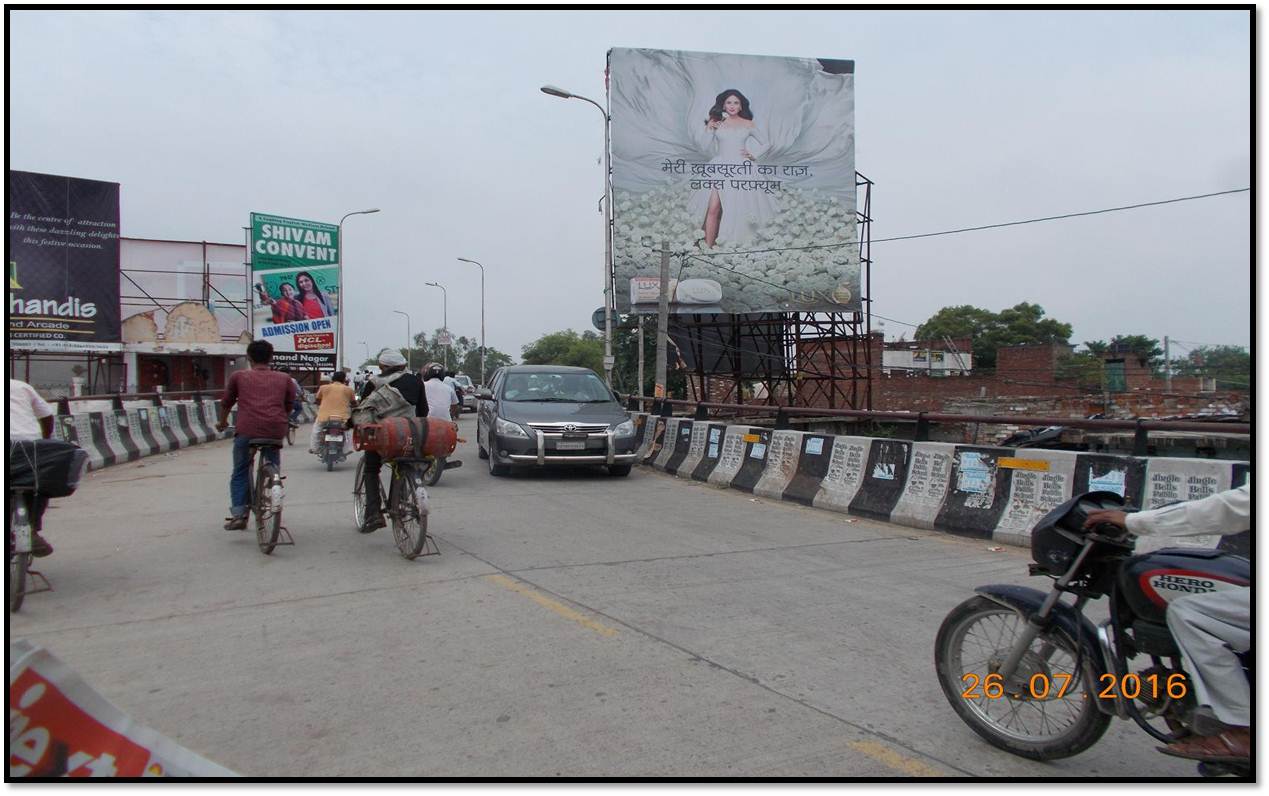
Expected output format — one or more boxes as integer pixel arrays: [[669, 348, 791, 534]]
[[294, 332, 335, 351], [9, 641, 236, 778]]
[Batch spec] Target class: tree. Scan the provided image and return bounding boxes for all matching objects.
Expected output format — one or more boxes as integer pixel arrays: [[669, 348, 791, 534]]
[[521, 329, 604, 372], [610, 317, 686, 398], [1083, 335, 1163, 371], [1174, 345, 1250, 390], [915, 302, 1072, 369]]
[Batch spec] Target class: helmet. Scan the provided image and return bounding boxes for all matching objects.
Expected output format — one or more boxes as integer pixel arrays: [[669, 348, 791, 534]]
[[424, 362, 445, 380]]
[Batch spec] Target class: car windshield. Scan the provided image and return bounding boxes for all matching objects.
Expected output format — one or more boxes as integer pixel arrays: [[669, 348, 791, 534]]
[[502, 372, 613, 403]]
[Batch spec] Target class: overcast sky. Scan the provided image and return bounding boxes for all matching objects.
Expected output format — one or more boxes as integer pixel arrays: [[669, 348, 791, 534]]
[[9, 9, 1252, 366]]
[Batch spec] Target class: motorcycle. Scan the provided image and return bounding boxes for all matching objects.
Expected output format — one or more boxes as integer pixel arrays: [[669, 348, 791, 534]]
[[317, 419, 350, 471], [933, 491, 1250, 777]]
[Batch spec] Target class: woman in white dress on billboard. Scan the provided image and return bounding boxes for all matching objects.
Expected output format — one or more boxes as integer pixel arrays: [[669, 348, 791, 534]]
[[690, 90, 776, 247]]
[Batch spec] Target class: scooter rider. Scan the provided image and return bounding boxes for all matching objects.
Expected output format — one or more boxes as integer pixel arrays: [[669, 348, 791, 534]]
[[310, 371, 355, 454], [423, 362, 460, 422], [356, 350, 428, 532], [1084, 483, 1251, 763]]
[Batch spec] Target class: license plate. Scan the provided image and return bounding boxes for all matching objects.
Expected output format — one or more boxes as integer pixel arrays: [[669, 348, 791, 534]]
[[325, 435, 343, 442], [556, 441, 586, 451]]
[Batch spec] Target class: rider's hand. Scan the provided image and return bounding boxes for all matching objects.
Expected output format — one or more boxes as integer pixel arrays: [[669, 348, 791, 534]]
[[215, 421, 228, 432], [1082, 509, 1128, 531]]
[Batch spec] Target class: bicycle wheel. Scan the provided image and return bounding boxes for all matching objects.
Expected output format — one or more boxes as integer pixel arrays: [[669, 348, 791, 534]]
[[254, 460, 282, 554], [353, 456, 368, 528], [8, 499, 28, 613], [424, 457, 444, 486], [388, 466, 429, 560], [286, 424, 296, 446]]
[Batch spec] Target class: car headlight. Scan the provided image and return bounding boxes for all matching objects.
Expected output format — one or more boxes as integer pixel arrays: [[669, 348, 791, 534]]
[[612, 419, 636, 438], [495, 417, 529, 438]]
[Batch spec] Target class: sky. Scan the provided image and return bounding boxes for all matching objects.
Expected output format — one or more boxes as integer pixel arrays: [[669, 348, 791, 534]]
[[8, 9, 1253, 367]]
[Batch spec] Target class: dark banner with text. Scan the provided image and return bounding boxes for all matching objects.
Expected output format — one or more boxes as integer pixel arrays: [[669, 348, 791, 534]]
[[8, 171, 122, 351]]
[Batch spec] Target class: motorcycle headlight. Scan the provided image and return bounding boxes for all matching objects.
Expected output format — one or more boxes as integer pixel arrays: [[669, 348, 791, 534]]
[[495, 417, 529, 439], [612, 419, 636, 438]]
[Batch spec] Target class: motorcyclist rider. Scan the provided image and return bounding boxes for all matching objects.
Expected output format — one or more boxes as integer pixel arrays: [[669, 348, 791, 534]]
[[1084, 483, 1250, 763], [310, 372, 355, 454], [356, 350, 428, 532]]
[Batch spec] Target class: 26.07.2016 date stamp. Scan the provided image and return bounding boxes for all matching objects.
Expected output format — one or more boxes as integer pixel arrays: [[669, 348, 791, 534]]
[[961, 672, 1189, 700]]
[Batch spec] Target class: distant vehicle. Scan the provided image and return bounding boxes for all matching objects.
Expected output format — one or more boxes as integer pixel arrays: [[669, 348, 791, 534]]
[[475, 365, 638, 477], [453, 373, 476, 412]]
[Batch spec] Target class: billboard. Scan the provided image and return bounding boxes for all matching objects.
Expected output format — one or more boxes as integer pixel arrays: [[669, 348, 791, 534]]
[[248, 213, 339, 370], [7, 170, 122, 351], [608, 48, 858, 315]]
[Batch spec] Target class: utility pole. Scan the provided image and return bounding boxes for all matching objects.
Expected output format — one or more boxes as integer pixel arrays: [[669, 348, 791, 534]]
[[654, 242, 670, 398], [637, 316, 645, 398], [1164, 335, 1171, 392]]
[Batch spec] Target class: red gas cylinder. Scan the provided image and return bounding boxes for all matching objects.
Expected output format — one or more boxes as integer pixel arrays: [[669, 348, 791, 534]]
[[354, 417, 458, 460]]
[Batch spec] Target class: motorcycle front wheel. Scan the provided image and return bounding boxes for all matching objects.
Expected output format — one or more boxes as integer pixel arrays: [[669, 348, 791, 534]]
[[934, 596, 1110, 760]]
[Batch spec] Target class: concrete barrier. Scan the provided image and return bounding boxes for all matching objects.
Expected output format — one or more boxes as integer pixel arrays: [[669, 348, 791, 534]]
[[641, 416, 1250, 554]]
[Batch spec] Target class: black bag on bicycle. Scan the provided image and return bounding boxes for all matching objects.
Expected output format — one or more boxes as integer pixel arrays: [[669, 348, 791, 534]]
[[8, 439, 91, 497]]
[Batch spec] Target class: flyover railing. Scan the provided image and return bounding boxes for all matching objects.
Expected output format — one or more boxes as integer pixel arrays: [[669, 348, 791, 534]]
[[618, 394, 1250, 457]]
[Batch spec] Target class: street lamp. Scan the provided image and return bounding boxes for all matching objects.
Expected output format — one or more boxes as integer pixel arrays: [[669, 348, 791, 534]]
[[456, 257, 486, 386], [540, 84, 615, 386], [336, 208, 380, 373], [393, 310, 411, 370], [425, 281, 448, 370]]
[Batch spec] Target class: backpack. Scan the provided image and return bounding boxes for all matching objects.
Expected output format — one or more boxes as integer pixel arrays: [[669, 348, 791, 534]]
[[351, 372, 414, 426]]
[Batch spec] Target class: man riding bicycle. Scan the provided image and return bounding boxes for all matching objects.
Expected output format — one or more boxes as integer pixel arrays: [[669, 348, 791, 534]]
[[216, 340, 294, 530], [9, 377, 57, 557], [355, 350, 428, 532]]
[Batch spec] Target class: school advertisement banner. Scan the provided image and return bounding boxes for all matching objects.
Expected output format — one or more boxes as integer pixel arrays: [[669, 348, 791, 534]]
[[608, 48, 859, 315], [7, 170, 123, 351], [248, 213, 339, 370]]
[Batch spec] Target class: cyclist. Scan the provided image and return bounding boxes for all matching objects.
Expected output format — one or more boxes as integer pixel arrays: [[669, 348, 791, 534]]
[[8, 377, 57, 557], [424, 362, 460, 421], [309, 372, 355, 454], [286, 371, 305, 427], [216, 340, 294, 530], [356, 350, 428, 532]]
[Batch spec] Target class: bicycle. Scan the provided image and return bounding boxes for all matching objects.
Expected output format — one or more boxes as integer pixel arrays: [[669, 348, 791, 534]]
[[242, 436, 294, 555], [7, 488, 52, 613], [352, 454, 439, 560]]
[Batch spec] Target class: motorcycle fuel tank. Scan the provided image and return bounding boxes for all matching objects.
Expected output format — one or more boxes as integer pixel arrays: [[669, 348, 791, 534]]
[[1118, 548, 1250, 624]]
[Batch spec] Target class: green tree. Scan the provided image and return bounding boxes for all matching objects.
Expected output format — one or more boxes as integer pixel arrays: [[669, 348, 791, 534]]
[[521, 329, 605, 372], [915, 302, 1072, 369], [610, 316, 686, 398], [1174, 345, 1250, 390], [1085, 335, 1163, 371]]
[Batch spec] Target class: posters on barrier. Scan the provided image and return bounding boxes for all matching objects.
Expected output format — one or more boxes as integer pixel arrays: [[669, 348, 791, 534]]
[[608, 48, 858, 314], [249, 212, 339, 371], [991, 451, 1078, 547], [753, 430, 802, 499], [1135, 458, 1233, 553], [9, 640, 236, 777], [7, 170, 122, 352], [889, 443, 955, 530]]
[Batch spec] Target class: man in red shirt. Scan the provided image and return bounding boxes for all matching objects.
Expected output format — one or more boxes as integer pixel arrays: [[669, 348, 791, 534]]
[[215, 340, 294, 530]]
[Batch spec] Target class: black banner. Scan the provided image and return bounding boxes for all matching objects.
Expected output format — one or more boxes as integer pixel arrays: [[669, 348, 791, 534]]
[[7, 170, 121, 350]]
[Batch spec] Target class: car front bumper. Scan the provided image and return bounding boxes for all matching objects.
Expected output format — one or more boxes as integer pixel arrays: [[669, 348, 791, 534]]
[[493, 428, 639, 466]]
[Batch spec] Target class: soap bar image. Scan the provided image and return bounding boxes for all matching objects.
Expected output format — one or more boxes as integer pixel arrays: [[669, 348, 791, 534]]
[[675, 279, 723, 304]]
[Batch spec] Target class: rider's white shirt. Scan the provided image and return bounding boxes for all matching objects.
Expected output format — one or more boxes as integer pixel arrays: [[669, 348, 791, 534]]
[[423, 379, 458, 419]]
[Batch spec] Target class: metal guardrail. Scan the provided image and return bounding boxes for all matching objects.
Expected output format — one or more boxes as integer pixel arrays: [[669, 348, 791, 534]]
[[618, 394, 1249, 457], [55, 388, 315, 414]]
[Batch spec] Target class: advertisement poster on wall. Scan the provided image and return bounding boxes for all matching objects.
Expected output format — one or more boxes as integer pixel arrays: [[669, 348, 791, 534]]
[[608, 48, 858, 315], [7, 170, 122, 351], [248, 212, 339, 370]]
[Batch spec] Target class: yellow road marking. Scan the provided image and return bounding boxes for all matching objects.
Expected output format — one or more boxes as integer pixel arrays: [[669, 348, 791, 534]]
[[485, 574, 618, 637], [847, 740, 946, 777]]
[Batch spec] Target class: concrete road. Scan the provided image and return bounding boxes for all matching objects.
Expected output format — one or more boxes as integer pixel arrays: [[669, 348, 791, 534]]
[[11, 415, 1200, 778]]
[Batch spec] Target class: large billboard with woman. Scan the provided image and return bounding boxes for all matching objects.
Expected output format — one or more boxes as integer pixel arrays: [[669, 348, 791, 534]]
[[608, 48, 858, 314], [249, 212, 340, 370]]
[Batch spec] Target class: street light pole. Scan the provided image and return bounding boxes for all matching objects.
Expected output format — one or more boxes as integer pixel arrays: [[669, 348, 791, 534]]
[[456, 257, 486, 386], [541, 84, 615, 387], [336, 208, 380, 374], [393, 310, 411, 370], [425, 281, 448, 370]]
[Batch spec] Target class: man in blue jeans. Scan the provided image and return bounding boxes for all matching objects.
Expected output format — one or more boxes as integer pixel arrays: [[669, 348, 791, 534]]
[[215, 340, 294, 530]]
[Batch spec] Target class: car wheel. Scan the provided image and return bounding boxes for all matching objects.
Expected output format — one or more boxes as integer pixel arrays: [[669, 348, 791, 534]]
[[607, 464, 632, 477], [487, 429, 509, 477], [477, 421, 489, 459]]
